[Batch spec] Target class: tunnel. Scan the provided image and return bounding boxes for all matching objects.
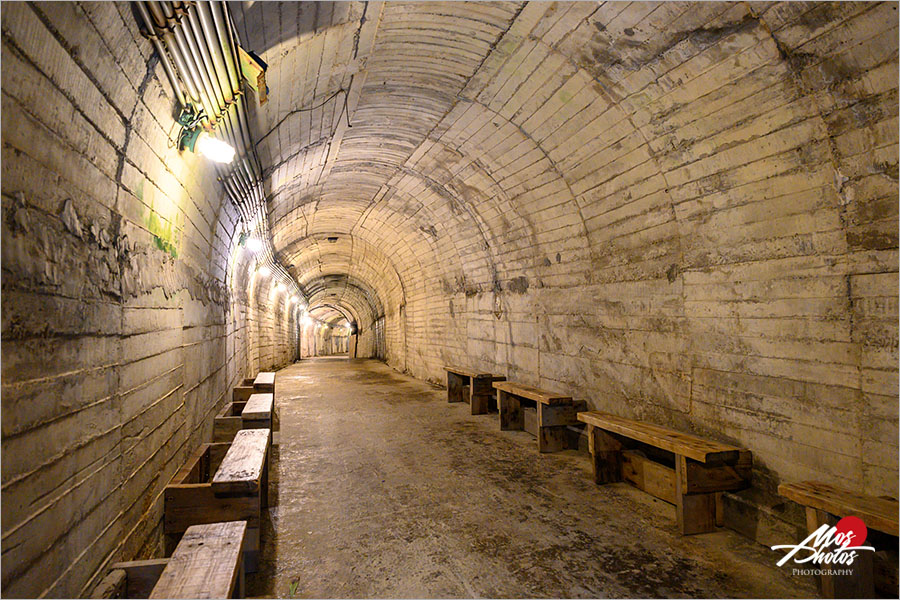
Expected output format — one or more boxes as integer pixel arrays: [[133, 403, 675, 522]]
[[1, 1, 898, 598]]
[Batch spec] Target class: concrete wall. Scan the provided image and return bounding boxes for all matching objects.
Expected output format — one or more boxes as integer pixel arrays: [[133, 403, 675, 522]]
[[237, 0, 898, 548], [0, 3, 297, 597]]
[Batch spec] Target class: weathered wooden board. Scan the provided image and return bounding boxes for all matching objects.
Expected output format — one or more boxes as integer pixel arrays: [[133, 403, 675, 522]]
[[150, 521, 246, 599], [578, 410, 742, 463], [213, 403, 246, 444], [493, 381, 571, 405], [211, 429, 269, 495], [779, 481, 899, 536], [242, 393, 273, 421], [233, 386, 255, 403], [622, 450, 676, 504], [444, 365, 494, 378], [253, 372, 275, 392], [164, 484, 260, 534], [109, 559, 170, 599]]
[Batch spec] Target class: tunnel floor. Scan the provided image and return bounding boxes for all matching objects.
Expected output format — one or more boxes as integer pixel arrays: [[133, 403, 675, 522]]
[[248, 358, 814, 598]]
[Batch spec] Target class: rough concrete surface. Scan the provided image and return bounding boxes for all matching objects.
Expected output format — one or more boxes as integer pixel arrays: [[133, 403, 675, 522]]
[[250, 358, 815, 598]]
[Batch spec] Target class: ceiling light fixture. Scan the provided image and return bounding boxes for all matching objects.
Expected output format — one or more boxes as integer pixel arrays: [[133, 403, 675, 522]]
[[245, 237, 264, 253]]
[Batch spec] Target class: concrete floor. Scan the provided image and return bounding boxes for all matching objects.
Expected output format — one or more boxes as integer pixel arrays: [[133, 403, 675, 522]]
[[249, 358, 815, 598]]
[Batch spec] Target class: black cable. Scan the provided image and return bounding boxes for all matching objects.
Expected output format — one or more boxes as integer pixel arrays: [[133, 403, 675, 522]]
[[255, 88, 347, 147]]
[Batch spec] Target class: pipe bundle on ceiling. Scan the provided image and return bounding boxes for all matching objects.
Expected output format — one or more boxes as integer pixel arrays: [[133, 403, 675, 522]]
[[137, 0, 302, 297]]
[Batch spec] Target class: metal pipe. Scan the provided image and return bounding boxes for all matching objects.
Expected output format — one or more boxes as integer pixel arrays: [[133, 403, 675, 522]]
[[211, 1, 240, 94], [136, 2, 186, 106], [197, 1, 235, 107], [185, 5, 227, 113], [179, 9, 222, 125]]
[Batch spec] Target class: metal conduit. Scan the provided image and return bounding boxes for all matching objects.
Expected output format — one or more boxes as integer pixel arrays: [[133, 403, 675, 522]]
[[138, 0, 303, 296]]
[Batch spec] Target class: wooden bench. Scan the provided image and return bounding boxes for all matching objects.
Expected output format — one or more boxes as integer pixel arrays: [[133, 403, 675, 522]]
[[779, 481, 899, 598], [91, 559, 170, 598], [150, 521, 246, 599], [164, 430, 270, 572], [577, 410, 751, 535], [492, 381, 579, 452], [444, 366, 506, 414], [253, 371, 275, 393]]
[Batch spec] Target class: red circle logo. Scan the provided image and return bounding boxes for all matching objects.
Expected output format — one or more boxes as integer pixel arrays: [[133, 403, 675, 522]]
[[834, 516, 867, 548]]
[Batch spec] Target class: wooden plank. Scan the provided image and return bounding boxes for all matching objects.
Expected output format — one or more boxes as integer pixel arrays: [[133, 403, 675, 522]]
[[111, 559, 169, 598], [90, 569, 125, 598], [683, 450, 752, 494], [779, 481, 899, 536], [676, 456, 716, 535], [472, 374, 504, 395], [498, 389, 523, 430], [588, 426, 623, 484], [149, 521, 246, 599], [233, 386, 255, 402], [537, 426, 567, 453], [493, 381, 571, 405], [241, 393, 273, 421], [447, 371, 467, 403], [253, 371, 275, 391], [577, 410, 742, 463], [444, 365, 493, 378], [537, 403, 578, 427], [164, 485, 260, 534], [211, 429, 269, 495], [523, 406, 538, 436], [622, 450, 676, 504]]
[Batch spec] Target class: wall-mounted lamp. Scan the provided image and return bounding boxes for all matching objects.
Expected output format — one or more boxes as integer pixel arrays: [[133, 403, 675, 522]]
[[177, 106, 235, 164], [245, 237, 264, 253]]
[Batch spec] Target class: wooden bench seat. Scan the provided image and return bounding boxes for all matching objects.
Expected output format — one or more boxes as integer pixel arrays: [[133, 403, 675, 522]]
[[253, 371, 275, 393], [164, 430, 270, 572], [779, 481, 899, 598], [577, 410, 751, 535], [150, 521, 246, 599], [242, 393, 274, 431], [779, 481, 898, 537], [493, 381, 578, 453], [444, 366, 506, 414]]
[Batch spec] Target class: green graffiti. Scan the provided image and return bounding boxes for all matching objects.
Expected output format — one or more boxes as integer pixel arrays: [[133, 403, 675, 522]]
[[139, 178, 180, 258]]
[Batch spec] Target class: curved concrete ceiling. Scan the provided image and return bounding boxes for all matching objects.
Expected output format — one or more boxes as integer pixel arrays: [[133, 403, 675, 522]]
[[231, 1, 898, 368]]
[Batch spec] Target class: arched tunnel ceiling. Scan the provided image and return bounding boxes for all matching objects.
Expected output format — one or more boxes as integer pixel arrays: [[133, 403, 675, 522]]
[[230, 1, 899, 329]]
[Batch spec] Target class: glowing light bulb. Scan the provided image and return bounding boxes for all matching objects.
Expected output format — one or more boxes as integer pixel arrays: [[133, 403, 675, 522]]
[[196, 132, 235, 163], [291, 296, 299, 303], [245, 237, 263, 253], [257, 265, 271, 277]]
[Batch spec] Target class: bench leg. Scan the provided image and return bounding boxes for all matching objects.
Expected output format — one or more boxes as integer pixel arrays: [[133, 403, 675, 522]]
[[675, 456, 716, 535], [538, 426, 567, 453], [447, 372, 465, 403], [470, 376, 492, 415], [805, 508, 875, 598], [498, 390, 523, 430], [588, 426, 623, 484]]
